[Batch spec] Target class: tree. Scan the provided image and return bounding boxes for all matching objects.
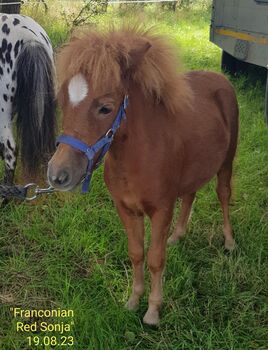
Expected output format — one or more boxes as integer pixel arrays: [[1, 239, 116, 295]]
[[0, 0, 21, 14], [62, 0, 108, 29]]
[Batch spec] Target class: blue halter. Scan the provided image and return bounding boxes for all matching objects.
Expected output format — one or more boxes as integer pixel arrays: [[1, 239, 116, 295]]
[[56, 96, 128, 193]]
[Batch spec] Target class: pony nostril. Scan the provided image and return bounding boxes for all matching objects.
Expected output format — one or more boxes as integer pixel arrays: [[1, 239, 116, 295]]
[[54, 170, 70, 186]]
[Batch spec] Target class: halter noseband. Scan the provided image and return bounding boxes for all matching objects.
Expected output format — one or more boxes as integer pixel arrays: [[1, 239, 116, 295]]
[[56, 95, 128, 193]]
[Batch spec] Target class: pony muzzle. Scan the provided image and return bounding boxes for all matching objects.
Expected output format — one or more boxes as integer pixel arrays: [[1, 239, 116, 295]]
[[47, 144, 88, 191]]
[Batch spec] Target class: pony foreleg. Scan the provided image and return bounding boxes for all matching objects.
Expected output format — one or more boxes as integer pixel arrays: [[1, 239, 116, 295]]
[[116, 202, 145, 310], [168, 192, 196, 244], [4, 165, 16, 185], [143, 206, 173, 326]]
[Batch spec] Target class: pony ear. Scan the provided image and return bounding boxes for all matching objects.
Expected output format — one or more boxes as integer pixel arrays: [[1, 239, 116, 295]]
[[128, 40, 151, 68], [120, 39, 151, 79]]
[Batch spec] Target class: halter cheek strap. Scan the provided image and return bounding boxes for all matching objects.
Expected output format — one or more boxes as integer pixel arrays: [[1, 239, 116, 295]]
[[56, 95, 128, 193]]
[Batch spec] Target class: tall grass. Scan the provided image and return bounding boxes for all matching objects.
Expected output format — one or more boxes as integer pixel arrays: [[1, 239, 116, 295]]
[[0, 4, 267, 350]]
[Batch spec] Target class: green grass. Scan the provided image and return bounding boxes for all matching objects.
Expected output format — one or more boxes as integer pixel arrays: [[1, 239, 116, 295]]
[[1, 5, 268, 350]]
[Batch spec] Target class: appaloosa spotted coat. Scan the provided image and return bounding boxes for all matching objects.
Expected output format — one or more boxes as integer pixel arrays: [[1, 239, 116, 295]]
[[0, 14, 55, 183]]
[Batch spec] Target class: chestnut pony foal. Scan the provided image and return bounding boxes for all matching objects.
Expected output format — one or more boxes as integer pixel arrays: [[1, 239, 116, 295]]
[[48, 28, 239, 325]]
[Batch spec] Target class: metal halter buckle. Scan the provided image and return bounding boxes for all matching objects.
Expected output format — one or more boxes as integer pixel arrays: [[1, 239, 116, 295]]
[[105, 129, 114, 138], [24, 183, 55, 201]]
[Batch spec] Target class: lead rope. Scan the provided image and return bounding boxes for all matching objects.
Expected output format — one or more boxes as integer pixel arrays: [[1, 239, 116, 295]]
[[0, 183, 55, 201]]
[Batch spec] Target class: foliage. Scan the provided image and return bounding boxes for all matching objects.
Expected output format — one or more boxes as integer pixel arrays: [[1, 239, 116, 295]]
[[161, 0, 211, 11], [61, 0, 108, 29], [178, 0, 211, 8]]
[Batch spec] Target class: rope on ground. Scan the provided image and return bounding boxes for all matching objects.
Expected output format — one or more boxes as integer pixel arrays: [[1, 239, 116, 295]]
[[0, 184, 27, 200]]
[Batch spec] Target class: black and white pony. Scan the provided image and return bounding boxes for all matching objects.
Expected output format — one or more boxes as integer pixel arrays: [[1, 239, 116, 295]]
[[0, 13, 55, 184]]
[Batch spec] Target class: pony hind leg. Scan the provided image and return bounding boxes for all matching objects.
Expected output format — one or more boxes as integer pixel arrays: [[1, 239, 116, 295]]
[[216, 162, 235, 251], [167, 193, 196, 245]]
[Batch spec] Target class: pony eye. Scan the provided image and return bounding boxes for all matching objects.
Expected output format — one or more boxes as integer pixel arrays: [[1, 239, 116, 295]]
[[99, 106, 112, 114]]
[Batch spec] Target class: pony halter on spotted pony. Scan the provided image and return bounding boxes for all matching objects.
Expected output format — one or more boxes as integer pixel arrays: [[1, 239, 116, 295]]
[[56, 96, 128, 193]]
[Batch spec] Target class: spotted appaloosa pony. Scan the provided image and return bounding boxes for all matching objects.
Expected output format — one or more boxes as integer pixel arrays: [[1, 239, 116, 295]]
[[0, 13, 55, 183], [47, 27, 239, 325]]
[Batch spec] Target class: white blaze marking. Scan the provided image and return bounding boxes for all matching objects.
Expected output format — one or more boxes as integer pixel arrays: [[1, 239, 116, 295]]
[[68, 74, 88, 106]]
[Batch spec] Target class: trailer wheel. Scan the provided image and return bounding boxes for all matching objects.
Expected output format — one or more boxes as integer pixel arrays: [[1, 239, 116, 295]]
[[221, 51, 249, 75], [221, 51, 236, 75]]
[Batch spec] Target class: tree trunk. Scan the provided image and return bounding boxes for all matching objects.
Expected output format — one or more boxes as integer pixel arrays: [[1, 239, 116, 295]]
[[1, 0, 21, 14]]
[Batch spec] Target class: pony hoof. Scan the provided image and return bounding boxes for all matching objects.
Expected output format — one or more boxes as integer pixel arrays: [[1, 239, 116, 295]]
[[224, 238, 236, 251], [167, 235, 179, 245], [168, 232, 184, 245], [168, 228, 185, 245], [143, 309, 160, 326], [125, 297, 139, 311]]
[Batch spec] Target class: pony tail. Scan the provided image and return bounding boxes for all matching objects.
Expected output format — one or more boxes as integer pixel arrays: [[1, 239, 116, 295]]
[[15, 40, 56, 174]]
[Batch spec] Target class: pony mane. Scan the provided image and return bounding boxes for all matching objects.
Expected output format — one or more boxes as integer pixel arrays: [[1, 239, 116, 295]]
[[56, 26, 193, 113]]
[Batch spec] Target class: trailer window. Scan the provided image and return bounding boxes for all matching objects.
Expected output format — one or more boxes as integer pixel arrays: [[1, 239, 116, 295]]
[[255, 0, 268, 3]]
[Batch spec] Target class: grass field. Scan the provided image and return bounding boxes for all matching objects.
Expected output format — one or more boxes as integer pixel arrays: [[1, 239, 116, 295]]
[[1, 3, 268, 350]]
